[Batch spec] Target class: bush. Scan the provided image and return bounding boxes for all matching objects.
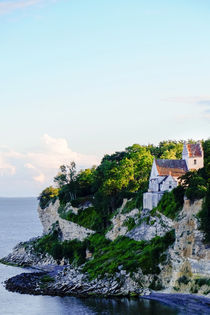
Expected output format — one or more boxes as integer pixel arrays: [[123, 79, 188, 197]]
[[63, 207, 103, 232], [180, 171, 207, 202], [34, 232, 86, 265], [195, 278, 210, 287], [156, 186, 185, 219], [38, 186, 59, 209], [198, 186, 210, 242], [177, 275, 190, 285], [83, 230, 175, 279]]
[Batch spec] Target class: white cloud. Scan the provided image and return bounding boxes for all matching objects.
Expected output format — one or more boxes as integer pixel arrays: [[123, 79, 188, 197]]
[[25, 163, 36, 169], [33, 172, 45, 183], [26, 134, 99, 171], [0, 134, 100, 190]]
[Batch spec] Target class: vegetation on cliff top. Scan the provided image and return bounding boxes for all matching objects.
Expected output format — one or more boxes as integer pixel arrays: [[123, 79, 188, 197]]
[[38, 140, 190, 230]]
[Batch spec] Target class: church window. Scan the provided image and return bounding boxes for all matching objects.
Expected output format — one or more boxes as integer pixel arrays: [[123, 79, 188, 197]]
[[194, 159, 197, 165]]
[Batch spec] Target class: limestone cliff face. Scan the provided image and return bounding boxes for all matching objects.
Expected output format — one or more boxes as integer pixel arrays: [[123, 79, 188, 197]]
[[38, 199, 94, 241], [160, 199, 210, 294], [106, 199, 173, 242]]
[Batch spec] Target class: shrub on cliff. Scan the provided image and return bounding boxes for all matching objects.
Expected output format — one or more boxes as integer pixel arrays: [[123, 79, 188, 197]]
[[180, 171, 207, 202], [38, 186, 59, 209], [83, 230, 175, 279], [155, 186, 185, 219], [198, 186, 210, 243]]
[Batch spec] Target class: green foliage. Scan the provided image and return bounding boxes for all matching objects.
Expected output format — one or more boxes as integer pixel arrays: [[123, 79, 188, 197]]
[[122, 192, 143, 214], [156, 186, 185, 219], [90, 145, 153, 228], [83, 230, 175, 279], [202, 139, 210, 184], [180, 170, 207, 202], [34, 232, 87, 265], [177, 275, 190, 285], [195, 278, 210, 287], [38, 186, 59, 209], [123, 217, 136, 231], [62, 207, 103, 231], [76, 167, 96, 196], [194, 140, 210, 242], [149, 278, 164, 290], [198, 186, 210, 243], [147, 141, 184, 159], [54, 162, 77, 188], [33, 227, 175, 279]]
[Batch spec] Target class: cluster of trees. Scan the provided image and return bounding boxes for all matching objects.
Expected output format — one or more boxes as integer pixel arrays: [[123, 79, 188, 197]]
[[38, 140, 210, 235]]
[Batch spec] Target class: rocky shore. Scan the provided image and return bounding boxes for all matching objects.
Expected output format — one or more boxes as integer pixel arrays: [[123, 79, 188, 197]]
[[4, 264, 150, 297]]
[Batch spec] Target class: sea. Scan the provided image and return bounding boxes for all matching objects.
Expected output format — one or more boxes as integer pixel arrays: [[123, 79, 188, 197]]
[[0, 197, 196, 315]]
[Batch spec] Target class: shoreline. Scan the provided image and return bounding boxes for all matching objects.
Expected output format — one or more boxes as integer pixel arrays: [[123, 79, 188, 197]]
[[142, 293, 210, 314], [2, 265, 210, 309], [1, 260, 210, 313], [4, 271, 210, 314]]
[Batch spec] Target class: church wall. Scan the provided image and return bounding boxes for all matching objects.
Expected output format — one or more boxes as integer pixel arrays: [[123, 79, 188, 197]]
[[143, 192, 164, 210], [188, 156, 204, 170]]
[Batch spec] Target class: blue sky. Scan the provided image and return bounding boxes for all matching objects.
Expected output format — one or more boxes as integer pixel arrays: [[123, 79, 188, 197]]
[[0, 0, 210, 196]]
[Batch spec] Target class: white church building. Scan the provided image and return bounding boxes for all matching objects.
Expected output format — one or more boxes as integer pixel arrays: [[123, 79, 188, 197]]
[[143, 142, 204, 210]]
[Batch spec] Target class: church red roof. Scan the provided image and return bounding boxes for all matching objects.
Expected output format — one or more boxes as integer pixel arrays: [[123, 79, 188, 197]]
[[155, 159, 188, 178], [186, 143, 203, 158]]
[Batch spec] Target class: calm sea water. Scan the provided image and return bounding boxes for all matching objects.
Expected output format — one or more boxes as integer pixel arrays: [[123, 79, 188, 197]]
[[0, 197, 182, 315]]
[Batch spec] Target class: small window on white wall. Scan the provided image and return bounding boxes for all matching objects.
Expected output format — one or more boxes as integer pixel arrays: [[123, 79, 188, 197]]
[[194, 159, 197, 165]]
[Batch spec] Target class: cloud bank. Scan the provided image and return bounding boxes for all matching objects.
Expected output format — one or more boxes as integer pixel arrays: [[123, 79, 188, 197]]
[[0, 134, 100, 196]]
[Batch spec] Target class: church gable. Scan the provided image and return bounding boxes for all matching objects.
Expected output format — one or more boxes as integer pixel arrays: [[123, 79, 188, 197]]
[[160, 175, 177, 192]]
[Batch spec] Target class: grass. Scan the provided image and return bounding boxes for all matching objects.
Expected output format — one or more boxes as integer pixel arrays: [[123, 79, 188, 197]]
[[122, 199, 138, 214], [83, 230, 175, 279], [123, 217, 136, 231], [151, 186, 184, 220], [33, 228, 175, 280], [59, 206, 103, 232]]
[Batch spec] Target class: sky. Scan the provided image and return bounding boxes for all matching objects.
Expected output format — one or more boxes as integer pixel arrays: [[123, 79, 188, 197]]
[[0, 0, 210, 196]]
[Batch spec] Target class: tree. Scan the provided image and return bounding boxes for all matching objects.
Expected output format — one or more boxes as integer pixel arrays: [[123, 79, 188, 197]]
[[179, 171, 207, 201], [38, 186, 59, 209], [76, 167, 96, 196], [54, 162, 77, 188]]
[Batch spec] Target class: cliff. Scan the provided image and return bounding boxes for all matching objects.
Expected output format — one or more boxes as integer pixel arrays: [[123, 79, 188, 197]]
[[1, 196, 210, 298]]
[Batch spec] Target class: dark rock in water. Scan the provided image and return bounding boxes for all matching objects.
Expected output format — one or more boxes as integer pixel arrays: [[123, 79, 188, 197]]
[[5, 272, 47, 295]]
